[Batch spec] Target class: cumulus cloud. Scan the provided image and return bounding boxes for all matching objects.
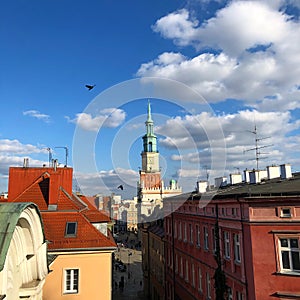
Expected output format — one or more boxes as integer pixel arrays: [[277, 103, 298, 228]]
[[23, 110, 50, 123], [67, 108, 126, 131], [74, 168, 139, 197], [138, 1, 300, 108], [157, 109, 300, 176], [0, 139, 46, 154]]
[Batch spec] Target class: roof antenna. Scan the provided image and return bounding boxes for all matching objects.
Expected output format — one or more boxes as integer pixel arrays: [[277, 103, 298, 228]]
[[244, 124, 273, 170], [46, 147, 52, 167], [55, 146, 68, 167]]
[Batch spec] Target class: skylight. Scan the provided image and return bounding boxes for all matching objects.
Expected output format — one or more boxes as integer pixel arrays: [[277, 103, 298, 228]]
[[65, 222, 77, 237]]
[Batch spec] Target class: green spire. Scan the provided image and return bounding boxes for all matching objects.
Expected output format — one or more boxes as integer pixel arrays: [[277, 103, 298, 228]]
[[147, 100, 153, 122]]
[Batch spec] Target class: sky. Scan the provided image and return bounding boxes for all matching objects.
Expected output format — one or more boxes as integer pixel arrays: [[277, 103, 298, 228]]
[[1, 0, 300, 198]]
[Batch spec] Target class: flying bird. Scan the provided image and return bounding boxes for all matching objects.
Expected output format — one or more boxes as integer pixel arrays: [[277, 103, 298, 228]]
[[85, 84, 96, 91], [117, 185, 124, 190]]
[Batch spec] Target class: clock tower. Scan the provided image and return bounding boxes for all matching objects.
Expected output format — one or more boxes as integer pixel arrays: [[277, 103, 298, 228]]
[[140, 101, 161, 189], [137, 101, 182, 220]]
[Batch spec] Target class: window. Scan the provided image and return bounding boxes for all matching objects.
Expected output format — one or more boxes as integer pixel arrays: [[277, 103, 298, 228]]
[[185, 260, 189, 282], [281, 208, 292, 218], [227, 287, 233, 300], [180, 257, 183, 278], [196, 225, 200, 247], [184, 223, 187, 242], [175, 254, 178, 273], [212, 228, 217, 253], [174, 222, 177, 238], [236, 291, 244, 300], [206, 272, 211, 299], [279, 238, 300, 272], [192, 264, 195, 287], [179, 222, 182, 240], [198, 267, 202, 292], [234, 233, 241, 263], [64, 269, 79, 294], [65, 222, 77, 237], [224, 231, 230, 259], [190, 224, 193, 244], [204, 226, 209, 250]]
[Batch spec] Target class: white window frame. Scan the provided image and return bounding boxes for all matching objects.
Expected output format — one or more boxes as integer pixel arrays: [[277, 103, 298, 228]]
[[196, 225, 200, 247], [184, 222, 187, 242], [179, 222, 182, 240], [279, 237, 300, 273], [281, 207, 292, 218], [234, 233, 241, 263], [204, 226, 209, 250], [236, 291, 244, 300], [180, 257, 183, 278], [190, 224, 193, 244], [227, 287, 233, 300], [212, 227, 217, 253], [185, 260, 189, 282], [64, 268, 79, 294], [206, 272, 211, 299], [192, 263, 195, 287], [198, 267, 202, 293], [224, 231, 230, 259]]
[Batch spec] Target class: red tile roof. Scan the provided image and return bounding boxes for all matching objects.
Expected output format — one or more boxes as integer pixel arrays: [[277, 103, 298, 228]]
[[5, 167, 116, 251], [42, 211, 116, 250]]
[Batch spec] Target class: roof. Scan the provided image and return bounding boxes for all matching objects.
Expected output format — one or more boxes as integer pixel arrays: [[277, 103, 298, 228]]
[[42, 211, 116, 251], [215, 175, 300, 198], [6, 167, 116, 252], [148, 224, 164, 239], [0, 202, 42, 271]]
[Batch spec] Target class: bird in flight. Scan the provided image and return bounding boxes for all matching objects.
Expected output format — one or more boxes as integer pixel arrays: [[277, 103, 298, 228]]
[[85, 84, 96, 91], [117, 185, 124, 190]]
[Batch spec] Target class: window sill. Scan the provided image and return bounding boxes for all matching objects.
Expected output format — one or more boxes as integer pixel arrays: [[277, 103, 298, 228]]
[[275, 271, 300, 277]]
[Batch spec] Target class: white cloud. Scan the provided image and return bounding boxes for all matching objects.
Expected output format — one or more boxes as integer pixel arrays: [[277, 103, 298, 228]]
[[138, 1, 300, 108], [157, 109, 300, 174], [0, 139, 45, 154], [74, 168, 139, 197], [67, 108, 126, 131], [23, 110, 50, 123]]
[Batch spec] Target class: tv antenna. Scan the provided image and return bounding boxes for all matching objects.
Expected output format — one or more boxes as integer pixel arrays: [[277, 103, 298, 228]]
[[45, 147, 52, 167], [55, 146, 68, 167], [244, 125, 273, 170]]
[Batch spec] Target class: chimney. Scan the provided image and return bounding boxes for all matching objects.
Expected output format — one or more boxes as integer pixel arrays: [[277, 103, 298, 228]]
[[215, 177, 227, 188], [249, 170, 267, 184], [244, 169, 251, 183], [53, 159, 58, 171], [230, 173, 243, 185], [280, 164, 292, 179], [23, 158, 29, 168], [249, 170, 260, 184], [197, 181, 208, 193], [267, 165, 280, 180]]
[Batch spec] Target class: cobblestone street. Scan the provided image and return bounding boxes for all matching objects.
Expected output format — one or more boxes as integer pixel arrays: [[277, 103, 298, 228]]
[[113, 233, 147, 300]]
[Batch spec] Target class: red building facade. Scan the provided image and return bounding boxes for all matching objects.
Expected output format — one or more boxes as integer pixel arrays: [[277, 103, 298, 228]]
[[164, 174, 300, 299]]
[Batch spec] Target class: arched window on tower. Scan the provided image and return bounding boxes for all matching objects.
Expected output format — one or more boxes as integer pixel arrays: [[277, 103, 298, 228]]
[[149, 142, 153, 152]]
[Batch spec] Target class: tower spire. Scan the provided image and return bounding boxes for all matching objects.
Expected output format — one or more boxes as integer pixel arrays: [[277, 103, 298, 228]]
[[147, 100, 152, 122]]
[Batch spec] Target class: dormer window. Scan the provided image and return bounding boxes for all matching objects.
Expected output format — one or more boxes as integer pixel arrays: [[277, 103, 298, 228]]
[[65, 222, 77, 237], [281, 208, 292, 218]]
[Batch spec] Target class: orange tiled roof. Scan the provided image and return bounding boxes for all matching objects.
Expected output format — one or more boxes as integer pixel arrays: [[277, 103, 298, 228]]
[[78, 195, 111, 223], [42, 211, 116, 250]]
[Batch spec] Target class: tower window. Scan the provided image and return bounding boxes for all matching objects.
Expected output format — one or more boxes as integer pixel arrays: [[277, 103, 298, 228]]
[[149, 142, 153, 152]]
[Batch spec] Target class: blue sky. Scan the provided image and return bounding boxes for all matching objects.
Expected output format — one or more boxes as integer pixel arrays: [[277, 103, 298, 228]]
[[1, 0, 300, 198]]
